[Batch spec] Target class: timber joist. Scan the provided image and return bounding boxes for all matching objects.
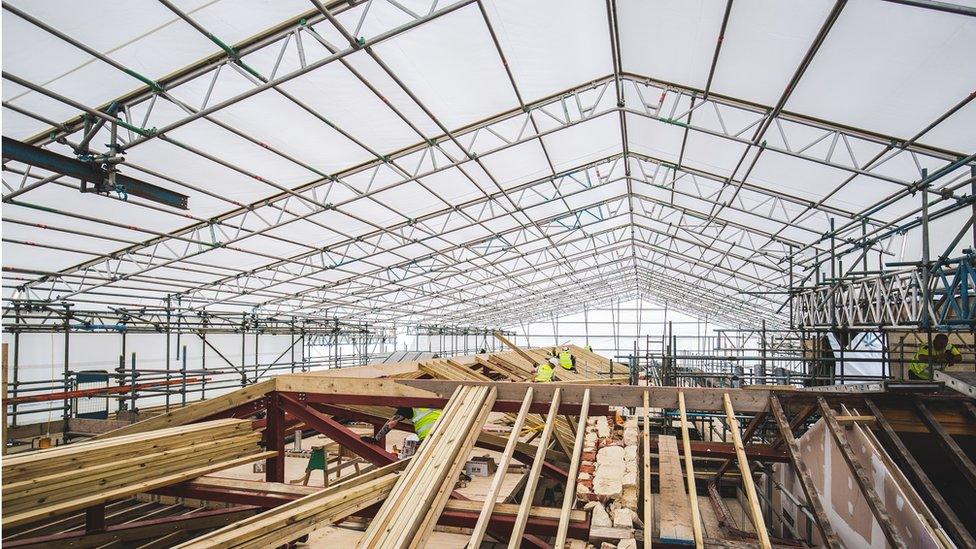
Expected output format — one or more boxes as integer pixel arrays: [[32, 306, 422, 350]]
[[2, 419, 272, 528]]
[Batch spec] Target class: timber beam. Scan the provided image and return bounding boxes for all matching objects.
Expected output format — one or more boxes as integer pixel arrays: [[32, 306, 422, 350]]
[[355, 499, 590, 539], [276, 377, 773, 412], [280, 390, 609, 416], [150, 483, 297, 508], [865, 399, 975, 549], [652, 436, 788, 464], [2, 507, 256, 548], [818, 397, 906, 548]]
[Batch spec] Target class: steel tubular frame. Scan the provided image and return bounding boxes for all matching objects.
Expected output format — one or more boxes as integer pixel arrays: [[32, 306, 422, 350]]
[[2, 0, 975, 334], [795, 255, 976, 329]]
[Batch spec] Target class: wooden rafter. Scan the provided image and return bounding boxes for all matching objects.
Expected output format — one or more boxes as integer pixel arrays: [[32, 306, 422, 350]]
[[721, 393, 771, 549], [769, 396, 841, 549], [817, 397, 906, 549], [553, 388, 590, 547], [677, 391, 704, 548]]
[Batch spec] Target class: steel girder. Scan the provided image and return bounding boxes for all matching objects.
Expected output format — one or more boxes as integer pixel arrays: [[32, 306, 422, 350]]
[[3, 0, 974, 331]]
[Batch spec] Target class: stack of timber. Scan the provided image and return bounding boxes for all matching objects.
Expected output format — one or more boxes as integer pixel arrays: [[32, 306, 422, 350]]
[[93, 379, 275, 439], [475, 354, 533, 380], [358, 385, 497, 548], [176, 461, 409, 549], [2, 419, 273, 528], [419, 358, 493, 382]]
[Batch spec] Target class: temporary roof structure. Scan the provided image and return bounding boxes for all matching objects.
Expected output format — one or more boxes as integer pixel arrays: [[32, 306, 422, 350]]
[[3, 0, 975, 329]]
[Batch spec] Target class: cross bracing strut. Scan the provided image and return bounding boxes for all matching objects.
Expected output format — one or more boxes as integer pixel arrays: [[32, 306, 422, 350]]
[[7, 154, 800, 316]]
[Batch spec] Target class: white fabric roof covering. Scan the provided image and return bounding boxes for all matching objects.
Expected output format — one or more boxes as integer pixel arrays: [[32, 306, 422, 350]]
[[2, 0, 975, 329]]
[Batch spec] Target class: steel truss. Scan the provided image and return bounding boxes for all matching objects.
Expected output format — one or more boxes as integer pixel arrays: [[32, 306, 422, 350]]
[[795, 255, 976, 329], [3, 0, 975, 331]]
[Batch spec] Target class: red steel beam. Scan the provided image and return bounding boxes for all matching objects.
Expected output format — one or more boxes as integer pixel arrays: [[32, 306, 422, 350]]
[[199, 396, 268, 423], [660, 436, 788, 463], [2, 507, 255, 547], [283, 392, 607, 415], [169, 480, 562, 547], [312, 402, 569, 482], [264, 393, 286, 483], [6, 378, 205, 405], [278, 392, 397, 466], [352, 500, 574, 544], [150, 484, 296, 508], [312, 403, 412, 431], [439, 508, 589, 540]]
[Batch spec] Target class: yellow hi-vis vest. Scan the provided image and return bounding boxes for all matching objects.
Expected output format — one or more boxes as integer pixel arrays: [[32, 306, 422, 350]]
[[535, 362, 554, 382], [909, 343, 961, 380], [411, 408, 441, 440], [559, 350, 574, 370]]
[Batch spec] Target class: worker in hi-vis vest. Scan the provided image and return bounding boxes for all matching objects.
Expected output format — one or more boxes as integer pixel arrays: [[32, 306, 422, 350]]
[[558, 346, 576, 371], [535, 359, 554, 382], [908, 333, 961, 380], [584, 343, 593, 352], [361, 406, 441, 445]]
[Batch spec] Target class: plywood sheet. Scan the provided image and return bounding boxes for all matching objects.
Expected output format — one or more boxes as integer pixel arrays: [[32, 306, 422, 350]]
[[773, 417, 941, 548], [656, 434, 694, 544]]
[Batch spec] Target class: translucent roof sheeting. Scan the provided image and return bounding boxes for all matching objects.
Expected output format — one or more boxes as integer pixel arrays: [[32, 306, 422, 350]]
[[2, 0, 975, 330]]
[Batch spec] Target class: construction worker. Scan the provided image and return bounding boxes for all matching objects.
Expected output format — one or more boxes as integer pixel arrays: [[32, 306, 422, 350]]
[[558, 346, 576, 371], [908, 334, 961, 380], [584, 343, 593, 352], [361, 406, 441, 446], [535, 359, 554, 382]]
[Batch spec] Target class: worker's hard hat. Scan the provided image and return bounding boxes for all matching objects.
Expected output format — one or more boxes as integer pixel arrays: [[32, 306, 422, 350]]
[[562, 346, 569, 351]]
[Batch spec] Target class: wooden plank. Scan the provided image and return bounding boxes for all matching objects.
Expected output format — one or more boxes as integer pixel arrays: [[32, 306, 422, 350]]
[[94, 380, 274, 439], [411, 387, 496, 548], [387, 387, 487, 547], [768, 396, 840, 549], [3, 434, 262, 511], [677, 392, 704, 548], [177, 461, 408, 549], [817, 396, 905, 549], [508, 387, 562, 548], [914, 400, 976, 491], [721, 393, 770, 549], [554, 389, 591, 548], [4, 419, 247, 468], [363, 386, 470, 546], [470, 387, 534, 548], [642, 391, 653, 549], [5, 507, 255, 549], [864, 399, 974, 548], [4, 451, 274, 528], [358, 385, 494, 548], [656, 434, 693, 544], [396, 379, 773, 412], [493, 332, 540, 368], [833, 415, 875, 425], [3, 420, 250, 486]]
